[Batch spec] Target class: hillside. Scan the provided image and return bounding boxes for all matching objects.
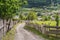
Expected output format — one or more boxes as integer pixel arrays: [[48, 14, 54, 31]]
[[24, 0, 60, 8]]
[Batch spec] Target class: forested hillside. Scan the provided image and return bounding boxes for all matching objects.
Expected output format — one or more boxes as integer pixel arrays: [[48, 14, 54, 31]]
[[24, 0, 60, 7]]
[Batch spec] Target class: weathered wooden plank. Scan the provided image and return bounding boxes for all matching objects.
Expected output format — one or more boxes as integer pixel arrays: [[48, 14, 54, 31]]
[[48, 35, 60, 38], [46, 31, 60, 34], [50, 30, 60, 32], [44, 26, 60, 29], [0, 27, 4, 31]]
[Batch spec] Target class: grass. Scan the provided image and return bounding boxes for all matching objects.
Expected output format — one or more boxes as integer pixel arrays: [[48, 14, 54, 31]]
[[31, 21, 60, 26], [2, 22, 20, 40], [24, 25, 60, 40]]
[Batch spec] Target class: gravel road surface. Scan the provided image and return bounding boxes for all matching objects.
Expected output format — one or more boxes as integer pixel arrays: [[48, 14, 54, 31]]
[[14, 23, 46, 40]]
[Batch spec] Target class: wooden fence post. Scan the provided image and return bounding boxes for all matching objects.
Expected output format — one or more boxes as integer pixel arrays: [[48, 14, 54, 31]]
[[41, 25, 46, 34]]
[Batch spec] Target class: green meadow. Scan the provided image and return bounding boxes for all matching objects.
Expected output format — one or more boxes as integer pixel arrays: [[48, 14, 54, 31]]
[[31, 21, 60, 26]]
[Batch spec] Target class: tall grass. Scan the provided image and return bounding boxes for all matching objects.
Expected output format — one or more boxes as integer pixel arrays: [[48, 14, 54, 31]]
[[31, 21, 60, 26]]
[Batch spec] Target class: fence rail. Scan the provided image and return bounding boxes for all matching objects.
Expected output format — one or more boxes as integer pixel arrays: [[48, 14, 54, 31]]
[[45, 26, 60, 38], [26, 22, 60, 38], [0, 19, 19, 40]]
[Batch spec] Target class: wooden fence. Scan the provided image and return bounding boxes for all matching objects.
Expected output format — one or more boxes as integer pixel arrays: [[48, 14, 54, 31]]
[[26, 22, 60, 38], [44, 26, 60, 38], [0, 19, 19, 40]]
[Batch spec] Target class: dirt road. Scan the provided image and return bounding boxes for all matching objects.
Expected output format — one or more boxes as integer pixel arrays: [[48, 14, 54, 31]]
[[14, 23, 46, 40]]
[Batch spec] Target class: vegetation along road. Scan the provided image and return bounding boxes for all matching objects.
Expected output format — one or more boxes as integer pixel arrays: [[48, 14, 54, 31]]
[[14, 23, 46, 40]]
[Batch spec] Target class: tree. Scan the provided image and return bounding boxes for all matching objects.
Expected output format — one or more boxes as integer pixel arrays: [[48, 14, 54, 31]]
[[26, 11, 37, 20], [55, 13, 59, 26], [19, 14, 26, 20], [0, 0, 26, 31], [42, 15, 48, 21], [37, 13, 42, 16]]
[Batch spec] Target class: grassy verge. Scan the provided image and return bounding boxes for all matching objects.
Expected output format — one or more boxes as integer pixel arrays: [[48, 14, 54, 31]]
[[2, 23, 20, 40], [24, 25, 60, 40], [31, 21, 60, 26]]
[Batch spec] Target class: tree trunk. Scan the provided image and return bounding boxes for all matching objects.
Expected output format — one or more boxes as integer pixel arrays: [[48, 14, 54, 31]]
[[6, 19, 11, 32], [3, 19, 4, 25], [3, 19, 4, 36], [55, 13, 59, 27], [3, 19, 6, 36]]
